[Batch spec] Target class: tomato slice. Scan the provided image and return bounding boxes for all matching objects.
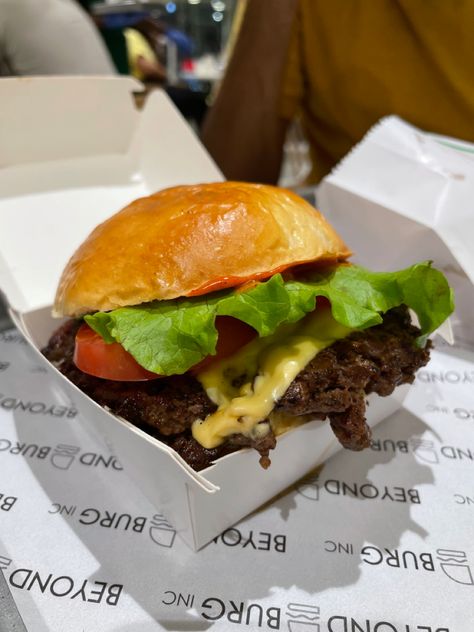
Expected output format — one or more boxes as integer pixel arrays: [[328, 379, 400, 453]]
[[74, 324, 160, 381], [191, 316, 257, 374], [74, 316, 257, 381]]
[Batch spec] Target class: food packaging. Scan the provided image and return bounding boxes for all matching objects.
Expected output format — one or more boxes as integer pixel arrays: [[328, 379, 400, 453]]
[[1, 330, 473, 631], [0, 78, 412, 549], [318, 115, 474, 348]]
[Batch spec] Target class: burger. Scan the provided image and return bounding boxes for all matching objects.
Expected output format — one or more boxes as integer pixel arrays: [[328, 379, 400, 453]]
[[42, 182, 453, 470]]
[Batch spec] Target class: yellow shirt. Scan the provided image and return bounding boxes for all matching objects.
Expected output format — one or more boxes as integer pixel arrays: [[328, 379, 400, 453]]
[[124, 28, 158, 81], [281, 0, 474, 183]]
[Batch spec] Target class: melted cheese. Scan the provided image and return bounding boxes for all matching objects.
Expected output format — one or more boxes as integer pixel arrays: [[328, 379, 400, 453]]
[[192, 310, 353, 449]]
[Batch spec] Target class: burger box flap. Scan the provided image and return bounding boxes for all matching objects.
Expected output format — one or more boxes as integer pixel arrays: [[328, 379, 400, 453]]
[[0, 76, 222, 314], [318, 115, 474, 349], [0, 77, 408, 550]]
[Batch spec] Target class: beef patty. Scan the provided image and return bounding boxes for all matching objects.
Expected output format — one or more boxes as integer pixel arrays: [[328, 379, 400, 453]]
[[42, 306, 430, 470]]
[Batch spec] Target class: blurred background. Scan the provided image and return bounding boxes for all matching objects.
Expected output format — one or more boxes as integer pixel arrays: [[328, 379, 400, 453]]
[[2, 0, 473, 190], [80, 0, 239, 125], [0, 0, 312, 190], [84, 0, 237, 81]]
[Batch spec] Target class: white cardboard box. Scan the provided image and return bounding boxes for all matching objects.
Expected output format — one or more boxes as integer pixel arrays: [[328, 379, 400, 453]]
[[0, 77, 405, 550], [318, 116, 474, 348]]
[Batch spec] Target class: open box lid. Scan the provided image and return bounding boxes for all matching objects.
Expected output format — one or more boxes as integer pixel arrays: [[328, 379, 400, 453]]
[[0, 76, 222, 313]]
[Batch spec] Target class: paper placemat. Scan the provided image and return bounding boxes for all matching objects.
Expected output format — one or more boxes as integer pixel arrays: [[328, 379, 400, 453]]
[[1, 327, 473, 632]]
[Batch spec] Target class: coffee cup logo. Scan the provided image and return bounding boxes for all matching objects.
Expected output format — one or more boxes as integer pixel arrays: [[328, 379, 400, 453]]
[[0, 555, 12, 571], [149, 514, 176, 548], [296, 477, 320, 501], [410, 439, 439, 464], [285, 603, 320, 631], [50, 444, 80, 470], [436, 549, 474, 585]]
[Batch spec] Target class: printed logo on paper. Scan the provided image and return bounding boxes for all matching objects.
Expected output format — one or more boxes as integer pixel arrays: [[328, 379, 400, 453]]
[[417, 368, 474, 385], [48, 503, 177, 549], [296, 475, 421, 504], [213, 528, 287, 553], [0, 438, 123, 473], [0, 331, 26, 345], [370, 435, 474, 467], [322, 539, 474, 587], [0, 551, 124, 606], [160, 591, 452, 630]]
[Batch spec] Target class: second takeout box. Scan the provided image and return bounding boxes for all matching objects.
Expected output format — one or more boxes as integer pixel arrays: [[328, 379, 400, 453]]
[[0, 77, 405, 550], [318, 115, 474, 348]]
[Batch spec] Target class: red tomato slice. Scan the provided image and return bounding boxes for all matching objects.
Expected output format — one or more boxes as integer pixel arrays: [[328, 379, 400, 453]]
[[74, 324, 160, 381], [74, 317, 257, 381], [191, 316, 257, 374]]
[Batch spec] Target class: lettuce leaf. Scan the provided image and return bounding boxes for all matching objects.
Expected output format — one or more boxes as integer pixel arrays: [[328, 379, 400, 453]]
[[85, 262, 454, 376]]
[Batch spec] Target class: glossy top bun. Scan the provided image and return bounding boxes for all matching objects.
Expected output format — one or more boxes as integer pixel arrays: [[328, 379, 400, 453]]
[[54, 182, 351, 317]]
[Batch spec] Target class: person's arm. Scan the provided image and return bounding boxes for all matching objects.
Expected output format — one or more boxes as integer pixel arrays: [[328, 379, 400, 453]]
[[201, 0, 299, 184]]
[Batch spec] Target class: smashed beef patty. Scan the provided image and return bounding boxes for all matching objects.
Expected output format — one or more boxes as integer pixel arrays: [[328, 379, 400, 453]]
[[42, 307, 430, 470]]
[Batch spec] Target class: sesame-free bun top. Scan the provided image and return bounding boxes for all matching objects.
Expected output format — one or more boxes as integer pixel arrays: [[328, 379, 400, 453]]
[[54, 182, 351, 317]]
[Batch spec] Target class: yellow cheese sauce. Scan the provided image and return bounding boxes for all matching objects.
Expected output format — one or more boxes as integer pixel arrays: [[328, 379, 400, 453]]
[[192, 310, 353, 449]]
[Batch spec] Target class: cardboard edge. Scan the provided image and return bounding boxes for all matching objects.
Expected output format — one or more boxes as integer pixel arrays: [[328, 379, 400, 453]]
[[185, 483, 200, 551]]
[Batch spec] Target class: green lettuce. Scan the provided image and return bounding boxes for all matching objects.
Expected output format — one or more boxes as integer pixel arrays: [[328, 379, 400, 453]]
[[85, 262, 454, 376]]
